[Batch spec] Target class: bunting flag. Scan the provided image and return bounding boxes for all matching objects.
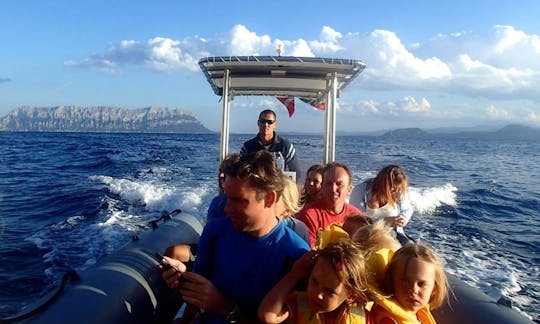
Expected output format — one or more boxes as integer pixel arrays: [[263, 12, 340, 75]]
[[277, 96, 295, 117], [300, 97, 326, 110]]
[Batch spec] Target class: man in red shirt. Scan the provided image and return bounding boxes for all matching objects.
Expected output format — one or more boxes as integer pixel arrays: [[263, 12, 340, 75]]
[[296, 162, 362, 247]]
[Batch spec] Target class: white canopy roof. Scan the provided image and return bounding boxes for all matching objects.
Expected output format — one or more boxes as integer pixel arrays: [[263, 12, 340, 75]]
[[199, 56, 365, 101]]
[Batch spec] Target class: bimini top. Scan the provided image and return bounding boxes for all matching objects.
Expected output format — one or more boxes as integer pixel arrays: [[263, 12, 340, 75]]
[[199, 56, 365, 101], [199, 55, 366, 164]]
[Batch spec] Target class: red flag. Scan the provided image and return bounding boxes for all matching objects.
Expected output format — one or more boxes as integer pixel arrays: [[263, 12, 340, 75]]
[[300, 97, 326, 110], [277, 96, 295, 117]]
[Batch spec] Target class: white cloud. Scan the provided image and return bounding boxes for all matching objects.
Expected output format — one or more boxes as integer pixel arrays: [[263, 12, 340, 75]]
[[362, 30, 452, 83], [400, 96, 432, 113], [65, 36, 208, 73], [346, 96, 433, 117], [486, 105, 513, 120], [494, 25, 540, 54], [229, 24, 272, 55], [527, 112, 540, 123], [309, 26, 343, 54], [360, 100, 380, 113], [65, 24, 540, 106], [290, 39, 315, 57]]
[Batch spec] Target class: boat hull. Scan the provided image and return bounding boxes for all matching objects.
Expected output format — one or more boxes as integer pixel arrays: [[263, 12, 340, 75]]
[[10, 213, 202, 323], [8, 212, 532, 323]]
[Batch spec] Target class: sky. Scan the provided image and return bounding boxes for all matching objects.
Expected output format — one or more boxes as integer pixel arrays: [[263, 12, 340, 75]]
[[1, 0, 540, 133]]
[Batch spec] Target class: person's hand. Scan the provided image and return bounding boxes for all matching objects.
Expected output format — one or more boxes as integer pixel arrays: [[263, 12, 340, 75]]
[[384, 216, 407, 228], [179, 271, 233, 316], [395, 215, 408, 227], [159, 256, 187, 290], [289, 250, 318, 281]]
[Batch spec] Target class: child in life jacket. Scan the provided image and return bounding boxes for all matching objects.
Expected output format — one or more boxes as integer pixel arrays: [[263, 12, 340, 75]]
[[259, 240, 372, 324], [371, 243, 449, 324], [315, 213, 373, 250]]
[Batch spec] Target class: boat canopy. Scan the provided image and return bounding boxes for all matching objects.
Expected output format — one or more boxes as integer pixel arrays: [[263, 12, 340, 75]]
[[199, 55, 365, 163]]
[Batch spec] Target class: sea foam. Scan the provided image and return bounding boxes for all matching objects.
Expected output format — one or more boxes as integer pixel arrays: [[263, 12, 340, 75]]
[[409, 183, 457, 214]]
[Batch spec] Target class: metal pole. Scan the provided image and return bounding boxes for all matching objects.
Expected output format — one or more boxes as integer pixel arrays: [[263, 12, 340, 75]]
[[329, 72, 338, 162], [323, 79, 331, 164], [220, 69, 230, 162]]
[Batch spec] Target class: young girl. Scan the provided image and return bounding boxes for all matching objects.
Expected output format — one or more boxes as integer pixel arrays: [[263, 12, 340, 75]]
[[259, 240, 371, 324], [315, 213, 373, 250], [300, 164, 324, 205], [278, 176, 310, 244], [371, 243, 449, 324], [350, 165, 414, 245]]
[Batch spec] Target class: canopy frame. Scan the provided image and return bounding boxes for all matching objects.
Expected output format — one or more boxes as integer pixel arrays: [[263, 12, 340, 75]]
[[199, 55, 366, 163]]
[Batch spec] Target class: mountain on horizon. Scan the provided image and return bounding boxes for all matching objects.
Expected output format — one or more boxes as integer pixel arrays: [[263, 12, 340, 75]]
[[380, 127, 428, 139], [0, 106, 213, 133], [378, 124, 540, 140]]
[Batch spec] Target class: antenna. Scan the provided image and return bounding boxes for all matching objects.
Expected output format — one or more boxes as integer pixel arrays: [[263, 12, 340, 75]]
[[276, 43, 284, 56]]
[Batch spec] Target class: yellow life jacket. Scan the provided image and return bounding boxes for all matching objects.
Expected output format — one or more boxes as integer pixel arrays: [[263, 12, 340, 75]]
[[366, 249, 436, 324], [315, 222, 350, 250], [295, 292, 368, 324]]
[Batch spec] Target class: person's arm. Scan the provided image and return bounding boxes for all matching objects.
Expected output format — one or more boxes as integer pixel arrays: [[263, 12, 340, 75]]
[[283, 142, 299, 173], [258, 251, 317, 323], [240, 137, 255, 156], [397, 193, 414, 226], [349, 180, 370, 210], [164, 244, 192, 262], [240, 144, 248, 156]]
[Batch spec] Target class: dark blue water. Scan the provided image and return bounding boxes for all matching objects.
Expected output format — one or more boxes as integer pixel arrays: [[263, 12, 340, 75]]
[[0, 132, 538, 321]]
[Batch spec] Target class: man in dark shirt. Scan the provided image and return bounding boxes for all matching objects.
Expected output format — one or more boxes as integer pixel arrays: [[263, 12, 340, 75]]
[[240, 109, 299, 174]]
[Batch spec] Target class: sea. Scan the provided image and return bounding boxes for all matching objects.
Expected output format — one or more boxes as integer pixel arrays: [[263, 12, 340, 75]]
[[0, 131, 538, 321]]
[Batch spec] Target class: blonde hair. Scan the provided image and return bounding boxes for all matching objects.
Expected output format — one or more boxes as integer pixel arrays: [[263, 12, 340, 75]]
[[371, 165, 408, 207], [317, 240, 368, 303], [277, 176, 301, 217], [385, 243, 449, 309], [352, 220, 401, 255]]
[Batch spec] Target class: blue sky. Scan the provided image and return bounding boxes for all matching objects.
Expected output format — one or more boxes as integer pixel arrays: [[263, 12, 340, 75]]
[[1, 0, 540, 133]]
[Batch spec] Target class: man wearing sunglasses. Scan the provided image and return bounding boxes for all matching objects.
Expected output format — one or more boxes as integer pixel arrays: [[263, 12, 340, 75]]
[[240, 109, 299, 176]]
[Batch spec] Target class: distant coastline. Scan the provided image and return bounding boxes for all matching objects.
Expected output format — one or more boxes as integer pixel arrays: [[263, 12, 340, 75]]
[[363, 124, 540, 140], [1, 106, 539, 140], [0, 106, 212, 134], [285, 124, 540, 141]]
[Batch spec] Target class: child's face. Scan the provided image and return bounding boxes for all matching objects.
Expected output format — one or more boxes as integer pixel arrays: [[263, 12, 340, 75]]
[[306, 258, 350, 314], [305, 171, 322, 195], [392, 257, 436, 312]]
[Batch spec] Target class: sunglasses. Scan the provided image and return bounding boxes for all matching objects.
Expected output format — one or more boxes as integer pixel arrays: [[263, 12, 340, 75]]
[[258, 119, 275, 125]]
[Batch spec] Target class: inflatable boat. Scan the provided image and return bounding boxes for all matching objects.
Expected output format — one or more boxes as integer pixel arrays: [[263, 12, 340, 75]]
[[3, 211, 532, 323], [3, 56, 533, 323], [2, 211, 202, 323]]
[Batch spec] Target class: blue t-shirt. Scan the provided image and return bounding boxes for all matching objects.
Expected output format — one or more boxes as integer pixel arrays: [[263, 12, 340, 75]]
[[194, 217, 309, 323]]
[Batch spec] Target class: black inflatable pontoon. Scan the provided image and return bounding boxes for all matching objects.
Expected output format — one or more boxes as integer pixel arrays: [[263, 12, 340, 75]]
[[3, 212, 202, 324], [4, 211, 533, 323]]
